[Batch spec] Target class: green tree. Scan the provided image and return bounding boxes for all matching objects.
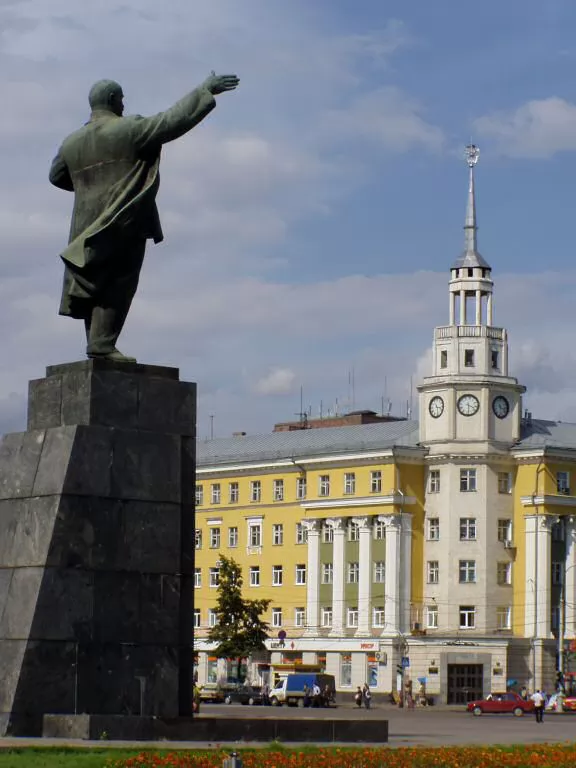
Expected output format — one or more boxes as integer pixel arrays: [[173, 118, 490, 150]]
[[207, 555, 271, 681]]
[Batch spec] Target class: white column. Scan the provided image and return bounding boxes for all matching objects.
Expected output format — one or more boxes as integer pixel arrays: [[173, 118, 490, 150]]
[[303, 519, 321, 636], [400, 515, 412, 634], [565, 517, 576, 638], [383, 516, 401, 634], [487, 292, 493, 326], [525, 515, 537, 638], [356, 517, 372, 636], [449, 291, 455, 325], [330, 518, 346, 636], [459, 289, 466, 325], [536, 516, 553, 639], [475, 290, 482, 325]]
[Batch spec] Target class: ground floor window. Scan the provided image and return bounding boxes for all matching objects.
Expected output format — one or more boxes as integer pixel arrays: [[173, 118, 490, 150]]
[[207, 658, 218, 684], [340, 653, 352, 687]]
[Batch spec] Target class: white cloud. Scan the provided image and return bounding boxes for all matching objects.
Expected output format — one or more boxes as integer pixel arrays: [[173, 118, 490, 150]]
[[473, 97, 576, 158], [253, 368, 297, 396]]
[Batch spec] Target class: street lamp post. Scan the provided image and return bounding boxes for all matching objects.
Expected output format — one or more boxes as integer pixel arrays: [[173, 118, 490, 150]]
[[558, 560, 576, 712]]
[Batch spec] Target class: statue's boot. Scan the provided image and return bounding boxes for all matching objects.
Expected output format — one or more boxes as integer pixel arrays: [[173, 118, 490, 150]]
[[85, 306, 137, 363]]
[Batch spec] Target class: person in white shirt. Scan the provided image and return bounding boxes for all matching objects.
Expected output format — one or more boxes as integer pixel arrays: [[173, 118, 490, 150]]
[[531, 690, 545, 722]]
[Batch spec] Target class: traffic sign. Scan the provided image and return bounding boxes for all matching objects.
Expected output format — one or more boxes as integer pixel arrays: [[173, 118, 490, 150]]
[[401, 656, 410, 668]]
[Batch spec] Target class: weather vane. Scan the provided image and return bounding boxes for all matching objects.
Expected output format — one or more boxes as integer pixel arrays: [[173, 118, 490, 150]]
[[465, 143, 480, 168]]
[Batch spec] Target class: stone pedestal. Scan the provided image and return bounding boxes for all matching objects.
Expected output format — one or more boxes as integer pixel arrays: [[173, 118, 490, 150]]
[[0, 359, 196, 736]]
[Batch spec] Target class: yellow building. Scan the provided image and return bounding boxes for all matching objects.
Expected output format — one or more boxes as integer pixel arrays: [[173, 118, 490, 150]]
[[194, 147, 576, 703]]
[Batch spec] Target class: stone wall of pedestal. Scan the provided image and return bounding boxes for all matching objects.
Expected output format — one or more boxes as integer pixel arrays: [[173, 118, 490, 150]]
[[0, 359, 196, 736]]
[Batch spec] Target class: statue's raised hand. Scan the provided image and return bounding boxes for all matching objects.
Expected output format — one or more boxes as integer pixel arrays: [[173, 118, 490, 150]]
[[203, 72, 240, 95]]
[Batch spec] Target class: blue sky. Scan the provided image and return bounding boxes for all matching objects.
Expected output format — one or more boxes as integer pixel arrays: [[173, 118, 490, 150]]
[[1, 0, 576, 439]]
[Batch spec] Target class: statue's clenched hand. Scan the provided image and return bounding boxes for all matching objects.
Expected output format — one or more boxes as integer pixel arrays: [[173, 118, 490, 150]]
[[203, 72, 240, 95]]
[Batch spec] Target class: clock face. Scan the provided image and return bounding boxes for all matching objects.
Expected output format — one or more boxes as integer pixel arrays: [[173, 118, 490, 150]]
[[492, 395, 510, 419], [429, 396, 444, 418], [457, 394, 480, 417]]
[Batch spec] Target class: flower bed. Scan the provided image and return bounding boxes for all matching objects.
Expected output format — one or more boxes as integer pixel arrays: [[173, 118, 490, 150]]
[[107, 744, 576, 768]]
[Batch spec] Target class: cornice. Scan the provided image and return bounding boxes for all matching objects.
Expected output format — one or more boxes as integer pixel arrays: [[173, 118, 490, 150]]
[[521, 495, 576, 509], [302, 493, 416, 510]]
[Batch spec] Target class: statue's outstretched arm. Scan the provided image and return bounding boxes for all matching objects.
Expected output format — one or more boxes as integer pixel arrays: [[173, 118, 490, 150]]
[[49, 150, 73, 191]]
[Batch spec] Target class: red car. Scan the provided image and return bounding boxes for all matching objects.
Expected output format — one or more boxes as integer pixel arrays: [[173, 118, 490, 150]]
[[466, 692, 534, 716]]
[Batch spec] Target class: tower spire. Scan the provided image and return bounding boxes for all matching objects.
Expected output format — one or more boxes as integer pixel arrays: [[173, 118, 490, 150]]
[[452, 144, 490, 270]]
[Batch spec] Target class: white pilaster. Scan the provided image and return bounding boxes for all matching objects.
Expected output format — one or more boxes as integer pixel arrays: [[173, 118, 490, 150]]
[[536, 516, 553, 639], [303, 519, 321, 636], [525, 515, 537, 637], [384, 515, 402, 634], [330, 518, 346, 636], [400, 514, 412, 633], [356, 516, 372, 636], [565, 517, 576, 638]]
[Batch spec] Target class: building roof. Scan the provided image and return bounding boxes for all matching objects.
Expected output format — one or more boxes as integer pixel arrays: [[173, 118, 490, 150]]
[[196, 418, 576, 469], [197, 419, 421, 467]]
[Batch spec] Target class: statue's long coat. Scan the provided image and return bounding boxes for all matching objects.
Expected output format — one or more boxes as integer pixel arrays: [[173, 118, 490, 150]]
[[49, 86, 215, 318]]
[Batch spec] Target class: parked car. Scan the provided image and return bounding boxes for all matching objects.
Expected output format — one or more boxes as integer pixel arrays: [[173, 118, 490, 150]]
[[198, 683, 225, 703], [224, 685, 263, 705], [269, 673, 336, 707], [546, 693, 576, 711], [466, 692, 534, 716]]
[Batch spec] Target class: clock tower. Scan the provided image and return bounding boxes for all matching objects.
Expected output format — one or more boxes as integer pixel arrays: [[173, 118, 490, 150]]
[[418, 145, 526, 451]]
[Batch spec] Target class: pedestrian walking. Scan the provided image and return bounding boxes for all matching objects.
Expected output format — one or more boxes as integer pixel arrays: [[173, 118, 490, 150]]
[[363, 683, 372, 710], [531, 689, 545, 723], [355, 686, 363, 708]]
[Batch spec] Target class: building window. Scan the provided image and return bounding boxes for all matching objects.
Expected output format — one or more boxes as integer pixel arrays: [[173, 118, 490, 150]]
[[552, 562, 563, 585], [460, 469, 477, 492], [322, 563, 333, 584], [250, 480, 261, 502], [273, 479, 284, 502], [210, 527, 221, 549], [552, 606, 561, 631], [228, 482, 239, 503], [552, 522, 565, 542], [371, 470, 382, 493], [427, 561, 439, 584], [322, 524, 333, 543], [295, 564, 307, 585], [464, 349, 474, 367], [211, 483, 221, 504], [296, 477, 307, 499], [273, 524, 284, 545], [427, 518, 440, 541], [460, 518, 477, 541], [373, 607, 385, 627], [426, 605, 438, 629], [347, 607, 359, 628], [340, 653, 352, 687], [294, 607, 306, 628], [491, 350, 499, 370], [344, 472, 356, 495], [374, 520, 385, 540], [348, 521, 360, 542], [440, 350, 448, 369], [195, 529, 202, 550], [194, 609, 201, 628], [497, 519, 512, 542], [208, 609, 218, 627], [319, 475, 330, 497], [195, 485, 204, 506], [249, 566, 260, 587], [557, 472, 570, 494], [272, 565, 283, 586], [347, 562, 359, 583], [228, 527, 238, 548], [194, 568, 202, 588], [498, 472, 512, 494], [249, 524, 262, 548], [497, 562, 512, 586], [459, 605, 475, 629], [459, 560, 476, 583], [429, 470, 440, 493], [374, 561, 385, 583], [322, 606, 333, 627], [272, 608, 282, 627], [209, 567, 220, 587], [496, 606, 511, 630], [296, 523, 308, 544]]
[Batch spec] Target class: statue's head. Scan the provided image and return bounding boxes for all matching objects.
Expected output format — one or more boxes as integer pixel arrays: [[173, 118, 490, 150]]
[[88, 79, 124, 116]]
